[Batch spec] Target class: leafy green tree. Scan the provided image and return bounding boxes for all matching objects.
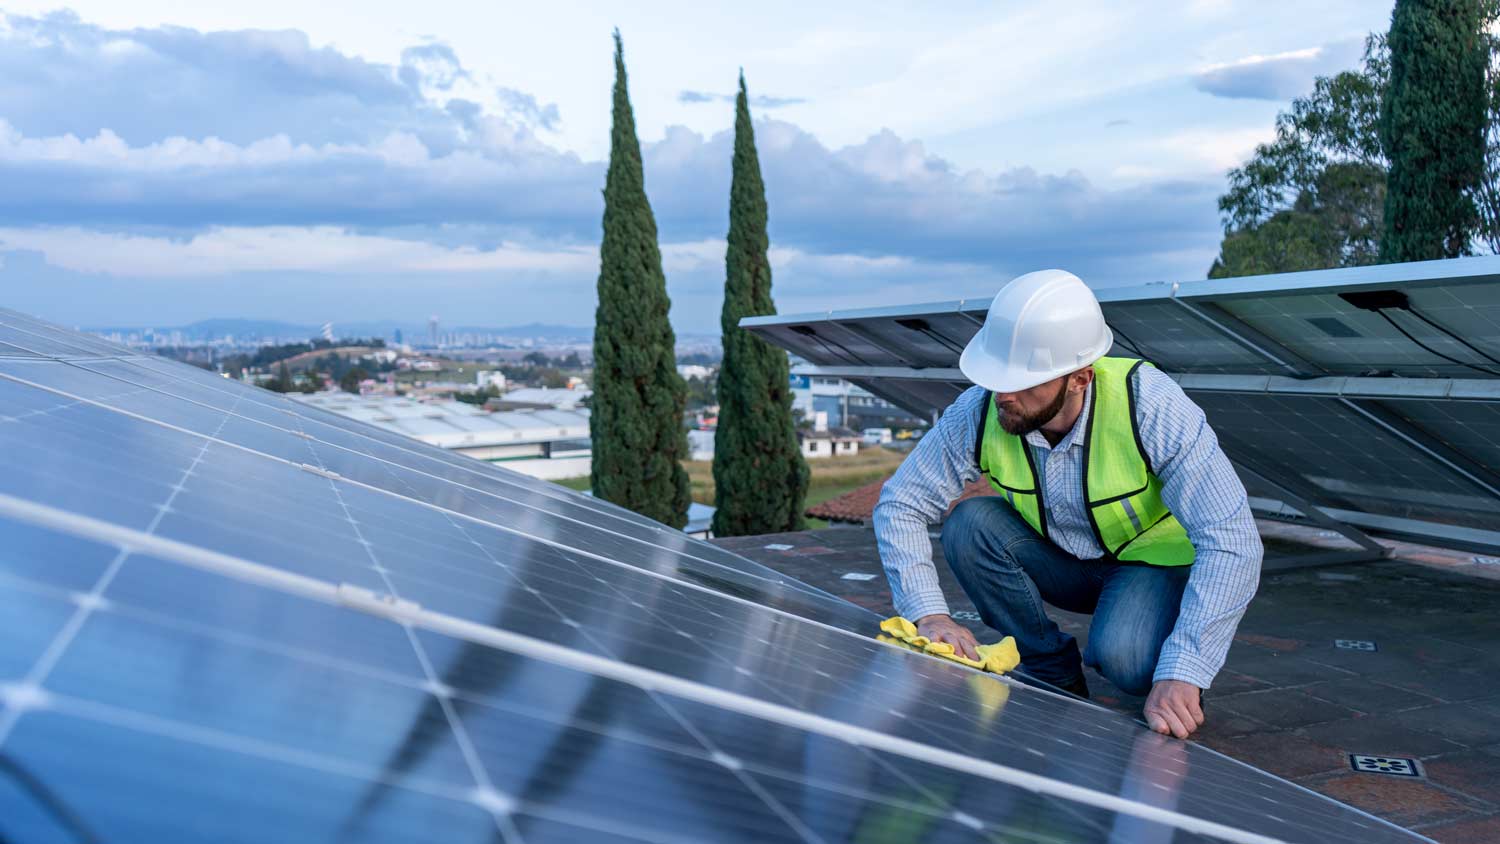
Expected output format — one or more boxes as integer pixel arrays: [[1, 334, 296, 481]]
[[712, 73, 809, 537], [1218, 42, 1387, 233], [1380, 0, 1490, 261], [1212, 37, 1389, 277], [455, 385, 500, 406], [684, 373, 717, 410], [339, 366, 370, 393], [274, 361, 293, 393], [589, 31, 691, 529], [1210, 162, 1386, 278], [1214, 5, 1500, 275]]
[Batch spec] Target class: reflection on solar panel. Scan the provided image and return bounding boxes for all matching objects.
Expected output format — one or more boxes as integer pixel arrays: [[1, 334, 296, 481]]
[[744, 256, 1500, 554], [0, 308, 1426, 843]]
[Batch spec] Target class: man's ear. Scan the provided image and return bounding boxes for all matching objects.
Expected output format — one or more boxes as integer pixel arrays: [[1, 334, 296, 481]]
[[1071, 367, 1095, 392]]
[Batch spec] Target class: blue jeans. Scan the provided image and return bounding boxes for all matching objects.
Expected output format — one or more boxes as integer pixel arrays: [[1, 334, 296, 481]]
[[939, 497, 1189, 696]]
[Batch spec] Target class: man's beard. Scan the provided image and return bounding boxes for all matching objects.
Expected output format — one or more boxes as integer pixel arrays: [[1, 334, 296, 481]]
[[997, 379, 1069, 436]]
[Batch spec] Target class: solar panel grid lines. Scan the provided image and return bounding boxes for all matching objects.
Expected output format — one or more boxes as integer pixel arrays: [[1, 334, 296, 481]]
[[0, 479, 1428, 844], [1334, 397, 1500, 498], [0, 491, 1294, 844], [1195, 393, 1500, 526], [0, 347, 620, 518], [0, 356, 1104, 839], [0, 358, 870, 638], [0, 407, 1290, 740], [296, 428, 525, 842], [67, 351, 849, 609], [345, 448, 1140, 843], [0, 386, 248, 749], [285, 410, 830, 844], [0, 311, 131, 359]]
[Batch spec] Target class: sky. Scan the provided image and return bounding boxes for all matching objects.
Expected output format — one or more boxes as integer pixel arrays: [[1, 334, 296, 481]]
[[0, 1, 1396, 331]]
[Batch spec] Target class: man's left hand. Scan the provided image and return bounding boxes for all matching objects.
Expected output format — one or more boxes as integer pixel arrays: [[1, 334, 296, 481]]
[[1144, 680, 1204, 739]]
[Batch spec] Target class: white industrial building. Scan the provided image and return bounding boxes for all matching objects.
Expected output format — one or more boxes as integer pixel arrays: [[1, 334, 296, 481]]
[[687, 429, 716, 461], [488, 386, 592, 411], [293, 393, 591, 480], [676, 364, 715, 380], [789, 364, 926, 431]]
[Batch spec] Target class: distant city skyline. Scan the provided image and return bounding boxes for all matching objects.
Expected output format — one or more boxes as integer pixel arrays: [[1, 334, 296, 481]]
[[0, 2, 1396, 329]]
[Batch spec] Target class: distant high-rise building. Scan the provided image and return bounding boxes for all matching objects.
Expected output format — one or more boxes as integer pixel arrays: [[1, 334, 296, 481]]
[[429, 316, 440, 346], [320, 322, 335, 342], [393, 328, 403, 346]]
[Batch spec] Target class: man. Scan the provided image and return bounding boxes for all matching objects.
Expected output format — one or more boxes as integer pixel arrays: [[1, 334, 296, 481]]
[[873, 269, 1262, 739]]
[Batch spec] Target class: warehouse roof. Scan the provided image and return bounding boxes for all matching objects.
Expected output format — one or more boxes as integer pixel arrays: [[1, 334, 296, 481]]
[[291, 392, 588, 449]]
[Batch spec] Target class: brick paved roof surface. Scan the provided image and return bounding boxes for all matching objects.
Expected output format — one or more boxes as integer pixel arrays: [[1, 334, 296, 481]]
[[805, 475, 997, 524]]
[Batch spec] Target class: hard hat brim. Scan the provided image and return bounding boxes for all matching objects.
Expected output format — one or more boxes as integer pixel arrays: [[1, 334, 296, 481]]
[[959, 326, 1114, 393]]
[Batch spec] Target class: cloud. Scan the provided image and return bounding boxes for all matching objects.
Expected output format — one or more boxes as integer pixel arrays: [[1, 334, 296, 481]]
[[0, 114, 1221, 281], [1105, 118, 1131, 128], [0, 11, 455, 149], [1193, 38, 1364, 101], [677, 90, 807, 108], [0, 118, 598, 233], [398, 43, 470, 93], [1154, 126, 1277, 171], [0, 226, 597, 277], [0, 11, 1228, 328], [496, 87, 562, 131]]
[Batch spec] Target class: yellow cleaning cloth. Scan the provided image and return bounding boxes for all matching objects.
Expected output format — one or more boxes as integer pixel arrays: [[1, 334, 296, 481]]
[[878, 616, 1020, 675]]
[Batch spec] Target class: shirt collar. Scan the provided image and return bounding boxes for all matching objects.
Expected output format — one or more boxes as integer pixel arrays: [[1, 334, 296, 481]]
[[1023, 382, 1092, 452]]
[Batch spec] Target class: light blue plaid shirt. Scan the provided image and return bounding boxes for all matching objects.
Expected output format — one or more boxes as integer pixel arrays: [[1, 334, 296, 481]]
[[872, 365, 1262, 689]]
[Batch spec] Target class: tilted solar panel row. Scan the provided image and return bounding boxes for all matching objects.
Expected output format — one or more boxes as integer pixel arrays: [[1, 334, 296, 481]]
[[0, 309, 1427, 843]]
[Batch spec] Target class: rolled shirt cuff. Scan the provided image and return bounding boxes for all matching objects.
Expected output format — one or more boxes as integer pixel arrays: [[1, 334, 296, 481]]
[[896, 591, 952, 624], [1152, 649, 1217, 689]]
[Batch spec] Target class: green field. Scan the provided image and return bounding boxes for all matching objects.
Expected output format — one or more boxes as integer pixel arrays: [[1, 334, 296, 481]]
[[552, 445, 909, 530]]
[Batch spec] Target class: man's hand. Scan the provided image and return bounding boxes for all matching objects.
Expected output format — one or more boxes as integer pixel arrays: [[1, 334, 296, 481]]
[[1144, 680, 1205, 739], [916, 613, 981, 661]]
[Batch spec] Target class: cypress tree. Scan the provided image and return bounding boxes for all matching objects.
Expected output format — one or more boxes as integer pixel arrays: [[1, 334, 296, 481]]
[[711, 73, 809, 537], [590, 31, 691, 528], [1379, 0, 1489, 261]]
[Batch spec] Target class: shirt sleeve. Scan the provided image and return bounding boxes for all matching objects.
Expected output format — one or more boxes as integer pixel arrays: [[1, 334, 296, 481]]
[[871, 386, 988, 621], [1134, 366, 1263, 688]]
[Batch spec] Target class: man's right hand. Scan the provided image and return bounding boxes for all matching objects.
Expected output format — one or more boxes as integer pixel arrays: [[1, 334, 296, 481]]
[[916, 613, 981, 661]]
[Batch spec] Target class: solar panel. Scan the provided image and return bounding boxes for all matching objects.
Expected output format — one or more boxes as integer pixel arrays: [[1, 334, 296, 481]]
[[1193, 392, 1500, 529], [0, 348, 855, 625], [743, 256, 1500, 552], [0, 310, 1427, 842]]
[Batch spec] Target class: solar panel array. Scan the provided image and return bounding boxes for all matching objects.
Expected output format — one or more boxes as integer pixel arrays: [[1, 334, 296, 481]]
[[744, 256, 1500, 552], [0, 307, 1428, 842]]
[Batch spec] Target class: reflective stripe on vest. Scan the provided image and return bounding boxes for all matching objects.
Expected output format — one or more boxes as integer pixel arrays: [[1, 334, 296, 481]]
[[975, 357, 1195, 566]]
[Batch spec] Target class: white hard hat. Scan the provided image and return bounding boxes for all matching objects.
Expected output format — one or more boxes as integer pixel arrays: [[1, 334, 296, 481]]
[[959, 269, 1114, 393]]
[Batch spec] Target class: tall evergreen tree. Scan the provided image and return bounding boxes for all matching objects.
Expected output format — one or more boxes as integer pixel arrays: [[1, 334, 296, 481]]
[[1379, 0, 1489, 261], [712, 73, 809, 537], [590, 31, 691, 528]]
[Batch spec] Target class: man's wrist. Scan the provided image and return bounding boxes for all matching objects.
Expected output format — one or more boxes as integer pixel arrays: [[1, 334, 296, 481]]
[[915, 612, 951, 625]]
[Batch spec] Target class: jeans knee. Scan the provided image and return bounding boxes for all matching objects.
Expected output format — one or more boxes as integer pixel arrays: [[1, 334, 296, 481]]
[[941, 497, 1029, 563], [940, 498, 985, 553], [1091, 640, 1157, 697]]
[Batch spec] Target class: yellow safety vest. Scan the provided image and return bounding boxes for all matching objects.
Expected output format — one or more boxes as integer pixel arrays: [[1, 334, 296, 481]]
[[975, 357, 1195, 566]]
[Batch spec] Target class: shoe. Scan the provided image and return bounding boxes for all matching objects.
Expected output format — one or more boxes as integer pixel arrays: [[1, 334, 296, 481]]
[[1056, 675, 1090, 700]]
